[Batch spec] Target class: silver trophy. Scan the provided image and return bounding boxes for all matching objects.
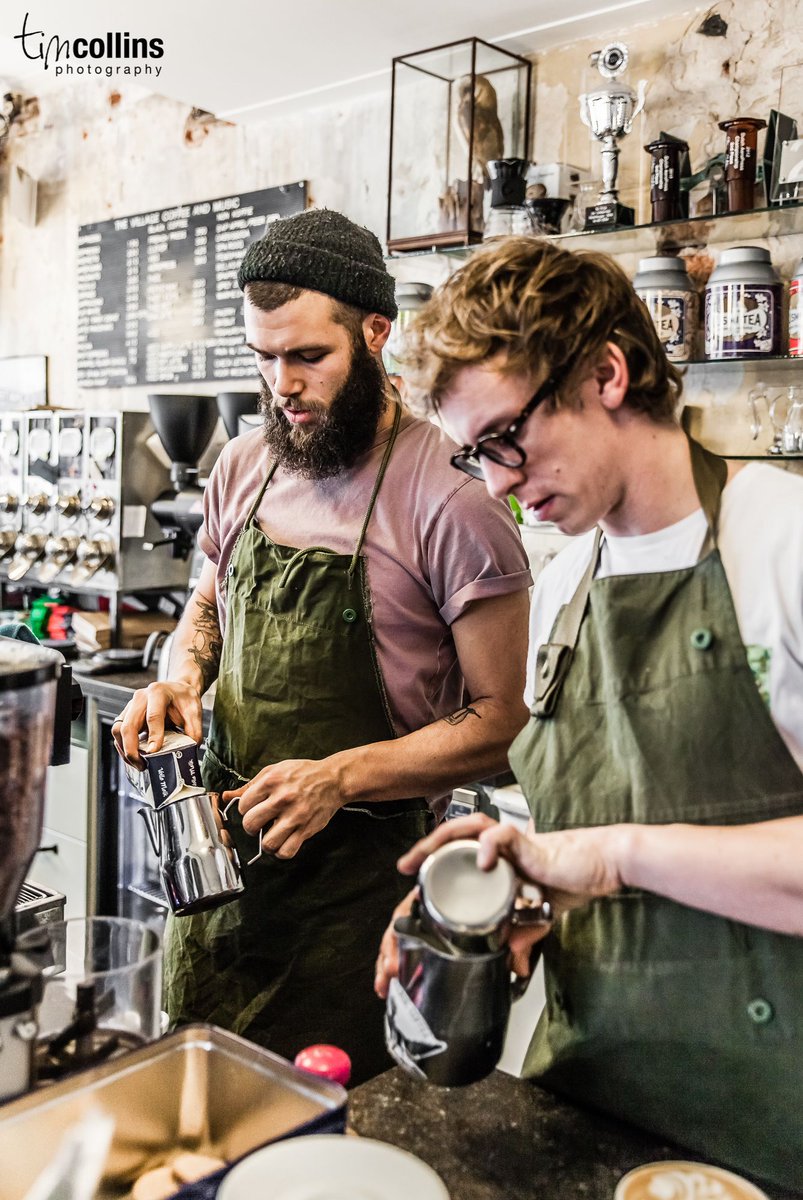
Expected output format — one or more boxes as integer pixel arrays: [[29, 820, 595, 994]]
[[579, 43, 646, 228]]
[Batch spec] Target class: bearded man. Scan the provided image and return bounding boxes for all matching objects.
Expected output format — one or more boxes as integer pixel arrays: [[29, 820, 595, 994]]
[[113, 208, 532, 1083]]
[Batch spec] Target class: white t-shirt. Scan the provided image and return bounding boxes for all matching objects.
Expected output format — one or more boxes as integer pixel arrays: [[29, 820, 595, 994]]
[[524, 463, 803, 770]]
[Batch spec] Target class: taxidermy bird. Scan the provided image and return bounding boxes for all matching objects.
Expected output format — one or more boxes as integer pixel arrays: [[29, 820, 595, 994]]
[[456, 74, 504, 183]]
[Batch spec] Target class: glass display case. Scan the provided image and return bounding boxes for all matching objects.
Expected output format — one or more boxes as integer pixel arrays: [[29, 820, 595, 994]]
[[387, 37, 532, 252]]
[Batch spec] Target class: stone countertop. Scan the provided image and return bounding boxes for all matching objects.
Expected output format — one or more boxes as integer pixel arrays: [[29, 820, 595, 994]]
[[347, 1069, 800, 1200]]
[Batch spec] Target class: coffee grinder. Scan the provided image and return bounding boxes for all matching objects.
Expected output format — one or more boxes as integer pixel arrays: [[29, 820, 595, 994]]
[[0, 639, 69, 1101], [189, 392, 258, 589], [216, 392, 259, 441], [146, 394, 220, 561]]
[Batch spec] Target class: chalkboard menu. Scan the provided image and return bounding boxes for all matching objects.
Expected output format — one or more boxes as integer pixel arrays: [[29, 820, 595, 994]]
[[77, 181, 307, 388]]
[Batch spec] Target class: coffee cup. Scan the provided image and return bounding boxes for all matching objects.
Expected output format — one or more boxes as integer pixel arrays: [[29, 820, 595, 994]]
[[614, 1161, 770, 1200]]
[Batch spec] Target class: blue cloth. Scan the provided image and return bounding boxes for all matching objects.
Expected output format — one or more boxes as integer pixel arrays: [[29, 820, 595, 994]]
[[171, 1107, 347, 1199], [0, 623, 39, 644]]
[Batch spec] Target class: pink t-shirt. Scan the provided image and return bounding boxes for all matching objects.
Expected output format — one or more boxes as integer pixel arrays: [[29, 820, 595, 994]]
[[199, 409, 531, 739]]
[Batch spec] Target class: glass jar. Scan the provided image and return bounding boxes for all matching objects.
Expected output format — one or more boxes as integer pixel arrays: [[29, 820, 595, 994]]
[[383, 282, 434, 376], [633, 256, 697, 362]]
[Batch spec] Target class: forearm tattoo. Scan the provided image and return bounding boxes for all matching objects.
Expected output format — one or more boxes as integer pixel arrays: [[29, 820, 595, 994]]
[[188, 597, 223, 691], [443, 705, 480, 726]]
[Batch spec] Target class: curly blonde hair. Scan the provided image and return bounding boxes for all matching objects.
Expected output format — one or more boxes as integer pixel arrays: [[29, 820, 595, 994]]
[[402, 237, 683, 422]]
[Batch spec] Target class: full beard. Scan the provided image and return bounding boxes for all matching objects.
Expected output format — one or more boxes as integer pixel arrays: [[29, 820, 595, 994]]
[[259, 338, 387, 479]]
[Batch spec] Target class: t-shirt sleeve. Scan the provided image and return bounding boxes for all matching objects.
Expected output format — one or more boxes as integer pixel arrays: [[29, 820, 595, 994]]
[[428, 478, 532, 625], [197, 450, 228, 565]]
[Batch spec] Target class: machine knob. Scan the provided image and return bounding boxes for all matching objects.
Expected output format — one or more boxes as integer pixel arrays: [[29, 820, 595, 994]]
[[5, 531, 47, 582], [77, 535, 114, 567], [0, 493, 19, 515], [0, 529, 16, 557], [84, 496, 115, 523], [55, 494, 82, 518], [17, 532, 47, 555], [45, 533, 80, 563], [25, 493, 51, 516], [36, 533, 81, 584]]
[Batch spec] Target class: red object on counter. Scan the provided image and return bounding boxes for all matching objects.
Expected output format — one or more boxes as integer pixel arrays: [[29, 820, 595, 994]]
[[47, 605, 76, 640], [294, 1044, 352, 1086]]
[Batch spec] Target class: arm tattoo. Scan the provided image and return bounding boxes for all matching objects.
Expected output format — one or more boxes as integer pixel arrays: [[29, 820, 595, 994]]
[[443, 705, 481, 726], [188, 597, 223, 691]]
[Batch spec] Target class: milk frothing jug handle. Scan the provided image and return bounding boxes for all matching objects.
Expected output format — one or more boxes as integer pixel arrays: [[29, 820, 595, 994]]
[[511, 898, 553, 927], [511, 941, 546, 1000], [509, 900, 553, 999], [138, 806, 161, 858]]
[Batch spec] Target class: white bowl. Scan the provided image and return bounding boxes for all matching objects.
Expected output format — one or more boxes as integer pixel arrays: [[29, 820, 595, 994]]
[[218, 1135, 450, 1200]]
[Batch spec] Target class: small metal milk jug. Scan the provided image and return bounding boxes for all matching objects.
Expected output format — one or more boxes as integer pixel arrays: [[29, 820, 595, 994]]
[[385, 839, 551, 1086], [139, 790, 244, 916]]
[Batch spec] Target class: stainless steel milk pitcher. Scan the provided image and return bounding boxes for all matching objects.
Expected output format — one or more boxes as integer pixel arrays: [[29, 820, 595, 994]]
[[139, 791, 244, 916], [385, 916, 515, 1086], [385, 839, 552, 1086]]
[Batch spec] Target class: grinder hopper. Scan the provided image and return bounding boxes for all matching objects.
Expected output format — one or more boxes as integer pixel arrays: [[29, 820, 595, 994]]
[[147, 394, 219, 560], [216, 391, 259, 440]]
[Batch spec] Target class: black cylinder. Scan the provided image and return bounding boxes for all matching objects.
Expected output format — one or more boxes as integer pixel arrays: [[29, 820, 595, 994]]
[[217, 392, 259, 440], [148, 394, 219, 468]]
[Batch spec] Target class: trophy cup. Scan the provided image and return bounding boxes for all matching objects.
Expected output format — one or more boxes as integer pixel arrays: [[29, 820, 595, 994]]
[[579, 43, 646, 229]]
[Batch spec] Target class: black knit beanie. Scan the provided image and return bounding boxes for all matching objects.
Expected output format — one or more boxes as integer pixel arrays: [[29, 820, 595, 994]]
[[238, 208, 398, 320]]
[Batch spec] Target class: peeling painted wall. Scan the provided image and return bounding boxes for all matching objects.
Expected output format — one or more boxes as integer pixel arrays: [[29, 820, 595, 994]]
[[0, 83, 393, 411], [1, 0, 801, 446]]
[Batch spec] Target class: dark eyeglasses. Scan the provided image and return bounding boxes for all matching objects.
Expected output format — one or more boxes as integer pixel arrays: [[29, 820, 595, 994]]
[[449, 375, 559, 480]]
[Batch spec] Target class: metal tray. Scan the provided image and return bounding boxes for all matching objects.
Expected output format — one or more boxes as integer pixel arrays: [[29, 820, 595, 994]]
[[0, 1024, 347, 1199]]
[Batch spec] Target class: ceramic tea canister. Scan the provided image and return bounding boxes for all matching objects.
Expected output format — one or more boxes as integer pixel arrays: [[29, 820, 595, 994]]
[[704, 246, 782, 359], [633, 256, 697, 362]]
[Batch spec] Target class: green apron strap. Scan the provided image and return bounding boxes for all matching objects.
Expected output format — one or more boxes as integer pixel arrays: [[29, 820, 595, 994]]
[[348, 399, 403, 578], [687, 434, 728, 555], [245, 458, 280, 526], [532, 527, 602, 718], [532, 436, 729, 719]]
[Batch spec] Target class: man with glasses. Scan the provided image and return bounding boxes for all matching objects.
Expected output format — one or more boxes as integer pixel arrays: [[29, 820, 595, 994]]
[[376, 236, 803, 1190]]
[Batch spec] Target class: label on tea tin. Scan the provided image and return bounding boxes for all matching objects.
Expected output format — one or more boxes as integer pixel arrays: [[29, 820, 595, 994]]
[[636, 288, 694, 361], [790, 276, 802, 356], [704, 283, 780, 357]]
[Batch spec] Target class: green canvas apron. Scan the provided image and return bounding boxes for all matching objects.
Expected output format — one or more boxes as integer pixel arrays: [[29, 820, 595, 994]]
[[509, 438, 803, 1189], [163, 402, 431, 1084]]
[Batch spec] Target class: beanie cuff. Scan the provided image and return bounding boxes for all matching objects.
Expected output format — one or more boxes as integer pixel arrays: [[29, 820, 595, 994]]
[[237, 209, 398, 320], [239, 240, 397, 319]]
